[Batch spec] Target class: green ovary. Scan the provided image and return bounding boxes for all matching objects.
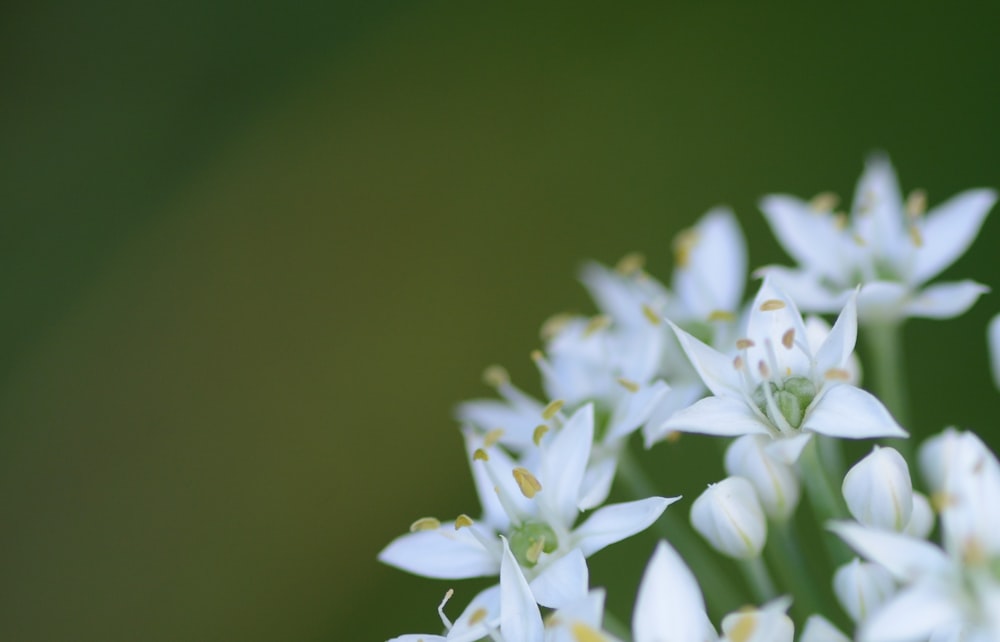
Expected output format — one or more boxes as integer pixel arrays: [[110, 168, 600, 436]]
[[751, 375, 816, 430], [509, 522, 559, 567]]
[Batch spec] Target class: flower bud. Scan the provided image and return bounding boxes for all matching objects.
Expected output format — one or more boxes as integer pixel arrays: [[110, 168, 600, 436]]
[[725, 434, 801, 520], [919, 428, 990, 495], [833, 558, 896, 623], [842, 446, 912, 531], [904, 492, 934, 539], [720, 599, 794, 642], [691, 476, 767, 559]]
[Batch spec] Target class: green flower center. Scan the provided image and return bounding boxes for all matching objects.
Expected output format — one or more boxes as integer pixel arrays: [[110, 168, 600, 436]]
[[751, 375, 817, 430], [509, 522, 559, 567]]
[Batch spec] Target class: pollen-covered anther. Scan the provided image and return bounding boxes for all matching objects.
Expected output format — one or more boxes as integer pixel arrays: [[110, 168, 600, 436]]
[[758, 360, 771, 378], [454, 514, 474, 530], [809, 191, 839, 212], [615, 251, 646, 275], [583, 314, 611, 337], [781, 328, 795, 349], [530, 349, 544, 362], [727, 613, 757, 642], [906, 189, 928, 217], [410, 517, 441, 532], [513, 467, 543, 498], [483, 428, 505, 448], [541, 399, 565, 420], [673, 228, 699, 268], [931, 491, 956, 512], [525, 535, 546, 564], [852, 233, 867, 247], [570, 622, 610, 642], [733, 355, 745, 371], [617, 377, 640, 393], [482, 365, 509, 388], [533, 424, 549, 446], [759, 299, 786, 311], [708, 309, 736, 322], [666, 430, 682, 444], [468, 607, 489, 626], [736, 338, 755, 350], [908, 225, 924, 248], [641, 304, 662, 325], [540, 313, 574, 341], [823, 368, 851, 381], [473, 448, 489, 462]]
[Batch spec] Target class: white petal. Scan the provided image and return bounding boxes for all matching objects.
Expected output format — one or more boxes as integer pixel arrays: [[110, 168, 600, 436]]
[[674, 207, 748, 318], [720, 600, 794, 642], [574, 497, 677, 557], [833, 558, 897, 623], [851, 154, 905, 262], [378, 524, 499, 579], [799, 615, 850, 642], [690, 477, 767, 559], [842, 446, 913, 531], [903, 280, 989, 320], [541, 404, 594, 526], [465, 428, 533, 530], [911, 188, 996, 284], [658, 395, 773, 438], [578, 454, 618, 511], [828, 521, 951, 582], [632, 541, 716, 642], [813, 289, 859, 376], [544, 589, 612, 642], [529, 548, 588, 609], [668, 322, 743, 398], [641, 382, 706, 447], [766, 432, 813, 465], [989, 314, 1000, 391], [725, 434, 801, 519], [856, 281, 910, 324], [390, 635, 448, 642], [860, 582, 963, 642], [746, 278, 811, 375], [500, 537, 544, 642], [805, 315, 862, 385], [904, 492, 935, 539], [455, 400, 537, 450], [447, 584, 501, 642], [759, 194, 852, 280], [755, 265, 847, 313], [606, 380, 671, 442], [804, 385, 907, 439]]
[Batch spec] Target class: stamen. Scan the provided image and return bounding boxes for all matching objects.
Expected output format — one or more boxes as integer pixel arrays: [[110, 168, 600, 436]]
[[736, 338, 755, 349], [759, 299, 785, 311], [437, 589, 455, 630], [809, 191, 839, 212], [532, 424, 549, 446], [733, 355, 745, 371], [908, 225, 924, 247], [530, 349, 544, 362], [513, 467, 543, 498], [906, 189, 927, 216], [570, 622, 610, 642], [781, 328, 795, 349], [615, 252, 646, 275], [758, 360, 771, 379], [540, 313, 574, 341], [672, 228, 699, 268], [454, 514, 474, 530], [641, 304, 662, 325], [410, 517, 441, 532], [482, 365, 509, 388], [931, 491, 955, 512], [708, 309, 736, 322], [473, 448, 489, 462], [823, 368, 851, 381], [666, 431, 682, 444], [483, 428, 505, 448], [583, 314, 611, 337], [617, 377, 640, 393], [759, 376, 794, 434], [542, 399, 565, 420], [525, 536, 546, 564]]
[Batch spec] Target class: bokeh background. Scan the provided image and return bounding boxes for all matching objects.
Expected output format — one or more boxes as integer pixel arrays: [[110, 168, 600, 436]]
[[2, 2, 999, 640]]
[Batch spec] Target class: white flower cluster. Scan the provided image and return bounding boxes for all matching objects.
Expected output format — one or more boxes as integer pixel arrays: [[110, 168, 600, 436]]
[[379, 156, 1000, 642]]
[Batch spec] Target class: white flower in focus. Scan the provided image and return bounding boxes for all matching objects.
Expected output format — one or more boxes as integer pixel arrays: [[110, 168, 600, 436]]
[[653, 278, 906, 463], [759, 155, 996, 323], [725, 434, 801, 520], [690, 476, 767, 559], [834, 558, 897, 624], [842, 446, 914, 532]]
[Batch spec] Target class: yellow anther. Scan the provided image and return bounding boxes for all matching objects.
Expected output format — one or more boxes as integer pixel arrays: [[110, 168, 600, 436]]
[[666, 431, 682, 444], [544, 613, 561, 627], [833, 212, 848, 230], [963, 538, 987, 566], [673, 228, 699, 268], [759, 299, 786, 311], [781, 328, 795, 349], [583, 314, 611, 337], [540, 313, 574, 341], [410, 517, 441, 532], [736, 338, 755, 349], [733, 355, 745, 371], [641, 304, 662, 325], [758, 360, 771, 378], [571, 622, 610, 642], [531, 349, 544, 362], [809, 191, 839, 212], [931, 491, 955, 512], [533, 424, 549, 446], [483, 428, 505, 448], [909, 225, 924, 247], [615, 252, 646, 275], [473, 448, 489, 462], [542, 399, 565, 420], [906, 189, 927, 217], [617, 377, 640, 393], [525, 535, 546, 564], [482, 365, 509, 388], [727, 613, 757, 642], [708, 309, 736, 322], [454, 514, 474, 530], [513, 467, 543, 498], [852, 233, 867, 247], [823, 368, 851, 381], [468, 607, 489, 625]]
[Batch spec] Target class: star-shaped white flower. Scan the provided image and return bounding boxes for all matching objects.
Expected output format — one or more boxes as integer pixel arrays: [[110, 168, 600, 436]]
[[651, 278, 906, 463], [759, 155, 996, 323]]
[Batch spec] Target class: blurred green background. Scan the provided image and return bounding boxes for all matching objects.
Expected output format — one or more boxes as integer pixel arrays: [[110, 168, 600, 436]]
[[2, 2, 999, 640]]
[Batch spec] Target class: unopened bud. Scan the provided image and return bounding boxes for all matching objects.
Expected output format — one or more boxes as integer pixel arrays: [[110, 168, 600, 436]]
[[724, 434, 801, 520], [904, 492, 934, 539], [842, 446, 913, 531], [690, 476, 767, 559], [833, 558, 896, 623]]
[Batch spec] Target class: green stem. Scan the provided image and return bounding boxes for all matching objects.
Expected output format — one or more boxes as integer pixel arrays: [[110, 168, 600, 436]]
[[799, 438, 851, 566], [765, 519, 824, 619], [862, 321, 913, 458], [739, 556, 777, 604], [617, 448, 744, 613]]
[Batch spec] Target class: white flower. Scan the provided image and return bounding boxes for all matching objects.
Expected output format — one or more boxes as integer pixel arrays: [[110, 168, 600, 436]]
[[799, 615, 851, 642], [724, 434, 801, 520], [690, 476, 768, 559], [652, 278, 906, 463], [632, 540, 794, 642], [379, 404, 677, 608], [842, 446, 914, 531], [833, 558, 897, 624], [759, 154, 996, 323]]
